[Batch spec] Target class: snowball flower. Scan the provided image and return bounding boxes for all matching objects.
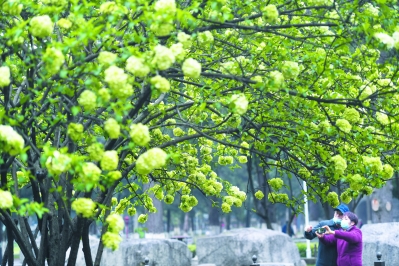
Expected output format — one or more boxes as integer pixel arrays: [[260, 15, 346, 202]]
[[125, 56, 150, 77], [254, 190, 264, 200], [45, 151, 72, 176], [138, 214, 148, 223], [0, 125, 24, 155], [129, 123, 151, 146], [152, 45, 175, 70], [87, 143, 104, 161], [170, 43, 186, 61], [0, 190, 13, 209], [376, 111, 389, 125], [100, 150, 119, 171], [135, 148, 167, 175], [67, 123, 84, 142], [30, 15, 54, 38], [57, 18, 72, 29], [154, 0, 176, 15], [229, 94, 248, 115], [197, 31, 214, 45], [268, 178, 284, 190], [106, 213, 124, 233], [78, 90, 97, 111], [281, 61, 300, 79], [374, 33, 395, 49], [221, 202, 231, 213], [342, 108, 360, 123], [2, 0, 23, 15], [43, 47, 65, 75], [336, 119, 352, 133], [262, 5, 279, 23], [71, 198, 96, 218], [98, 51, 117, 66], [0, 66, 11, 87], [182, 58, 202, 78], [326, 192, 339, 208], [80, 162, 102, 183], [362, 156, 383, 174], [382, 164, 394, 179], [102, 232, 122, 250], [177, 32, 192, 48], [104, 66, 128, 91], [150, 75, 170, 92], [330, 155, 347, 175], [104, 118, 120, 139]]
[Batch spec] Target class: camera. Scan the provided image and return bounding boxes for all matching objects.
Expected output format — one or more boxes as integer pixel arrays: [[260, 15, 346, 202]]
[[316, 227, 326, 234]]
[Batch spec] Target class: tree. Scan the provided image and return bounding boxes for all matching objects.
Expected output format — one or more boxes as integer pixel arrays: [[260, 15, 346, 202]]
[[1, 0, 399, 265]]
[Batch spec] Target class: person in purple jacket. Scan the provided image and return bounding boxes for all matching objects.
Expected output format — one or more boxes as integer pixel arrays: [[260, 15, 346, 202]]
[[316, 212, 362, 266]]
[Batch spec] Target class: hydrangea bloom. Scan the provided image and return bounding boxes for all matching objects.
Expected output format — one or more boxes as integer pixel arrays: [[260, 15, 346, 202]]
[[104, 118, 120, 139], [281, 61, 300, 79], [362, 156, 383, 174], [262, 5, 279, 23], [87, 143, 104, 161], [154, 0, 176, 14], [45, 151, 71, 176], [67, 123, 84, 142], [376, 111, 389, 125], [104, 65, 128, 91], [170, 43, 186, 61], [221, 202, 231, 213], [0, 189, 13, 209], [125, 56, 150, 77], [127, 207, 136, 216], [173, 127, 185, 137], [330, 155, 347, 175], [336, 119, 352, 133], [138, 214, 148, 223], [98, 88, 111, 102], [268, 192, 288, 203], [43, 47, 65, 75], [129, 123, 151, 146], [326, 192, 339, 208], [98, 51, 117, 66], [177, 32, 192, 48], [102, 232, 122, 250], [107, 171, 121, 181], [80, 162, 102, 183], [57, 18, 72, 29], [182, 58, 201, 78], [135, 148, 167, 175], [238, 156, 247, 164], [30, 15, 54, 38], [340, 190, 352, 204], [152, 45, 175, 70], [197, 31, 214, 45], [100, 150, 119, 171], [78, 90, 97, 111], [268, 178, 284, 190], [382, 164, 394, 179], [342, 108, 360, 123], [0, 66, 11, 87], [71, 198, 96, 218], [2, 0, 23, 15], [254, 190, 264, 200], [106, 213, 124, 233], [229, 94, 248, 115], [0, 125, 24, 155], [164, 195, 174, 204], [150, 75, 170, 92]]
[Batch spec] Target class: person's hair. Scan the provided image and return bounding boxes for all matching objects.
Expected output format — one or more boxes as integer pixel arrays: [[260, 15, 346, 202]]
[[344, 211, 358, 225]]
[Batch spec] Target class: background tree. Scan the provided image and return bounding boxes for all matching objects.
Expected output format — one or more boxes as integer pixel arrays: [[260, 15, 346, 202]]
[[1, 0, 399, 266]]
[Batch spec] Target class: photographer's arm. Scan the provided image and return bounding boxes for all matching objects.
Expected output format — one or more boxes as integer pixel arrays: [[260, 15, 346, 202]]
[[334, 228, 362, 244]]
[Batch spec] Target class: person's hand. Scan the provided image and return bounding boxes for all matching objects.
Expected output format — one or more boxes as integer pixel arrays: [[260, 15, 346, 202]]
[[305, 225, 313, 232], [315, 231, 324, 238], [323, 225, 334, 235]]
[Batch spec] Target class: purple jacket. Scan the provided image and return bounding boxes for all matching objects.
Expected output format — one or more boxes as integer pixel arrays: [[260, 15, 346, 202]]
[[320, 226, 362, 266]]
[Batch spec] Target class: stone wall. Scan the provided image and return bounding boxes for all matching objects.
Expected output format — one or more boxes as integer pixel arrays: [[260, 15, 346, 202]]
[[197, 228, 301, 266]]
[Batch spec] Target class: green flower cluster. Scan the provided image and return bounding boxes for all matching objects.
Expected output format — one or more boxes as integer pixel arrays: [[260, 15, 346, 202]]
[[138, 214, 148, 223], [126, 56, 150, 77], [382, 164, 394, 179], [87, 143, 104, 161], [330, 155, 347, 175], [281, 61, 300, 79], [261, 5, 279, 23], [182, 58, 201, 78], [218, 155, 233, 165], [67, 123, 84, 142], [104, 118, 120, 139], [43, 47, 65, 75], [151, 45, 176, 70], [45, 151, 71, 176], [2, 0, 23, 15], [326, 192, 339, 208], [100, 150, 119, 171], [348, 174, 364, 191], [0, 66, 11, 87], [0, 189, 13, 209], [152, 184, 164, 200], [98, 51, 117, 66], [79, 162, 102, 184], [179, 194, 198, 212], [267, 192, 288, 203], [102, 232, 122, 251], [197, 31, 214, 45], [362, 156, 383, 174], [342, 108, 360, 123], [129, 123, 151, 146], [229, 94, 248, 115], [268, 178, 284, 191], [340, 190, 352, 204], [255, 190, 264, 200], [104, 66, 132, 98], [150, 75, 170, 93], [71, 198, 96, 218], [336, 119, 352, 133], [78, 90, 97, 111], [0, 125, 25, 155], [30, 15, 53, 38], [136, 148, 167, 175]]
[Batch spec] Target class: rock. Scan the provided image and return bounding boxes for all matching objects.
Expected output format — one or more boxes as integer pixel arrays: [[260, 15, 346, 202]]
[[76, 238, 192, 266], [361, 222, 399, 266], [300, 259, 307, 266], [197, 228, 301, 266]]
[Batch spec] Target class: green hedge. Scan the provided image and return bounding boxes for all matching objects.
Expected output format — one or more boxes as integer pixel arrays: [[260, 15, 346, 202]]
[[295, 242, 318, 258]]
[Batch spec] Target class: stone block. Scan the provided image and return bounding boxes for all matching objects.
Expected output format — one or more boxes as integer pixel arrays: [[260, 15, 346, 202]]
[[197, 228, 301, 266], [361, 222, 399, 266]]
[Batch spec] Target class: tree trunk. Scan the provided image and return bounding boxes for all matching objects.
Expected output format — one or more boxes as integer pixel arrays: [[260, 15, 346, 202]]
[[371, 181, 393, 223]]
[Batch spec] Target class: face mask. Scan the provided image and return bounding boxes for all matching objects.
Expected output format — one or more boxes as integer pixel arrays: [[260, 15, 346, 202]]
[[333, 217, 341, 225], [340, 220, 351, 230]]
